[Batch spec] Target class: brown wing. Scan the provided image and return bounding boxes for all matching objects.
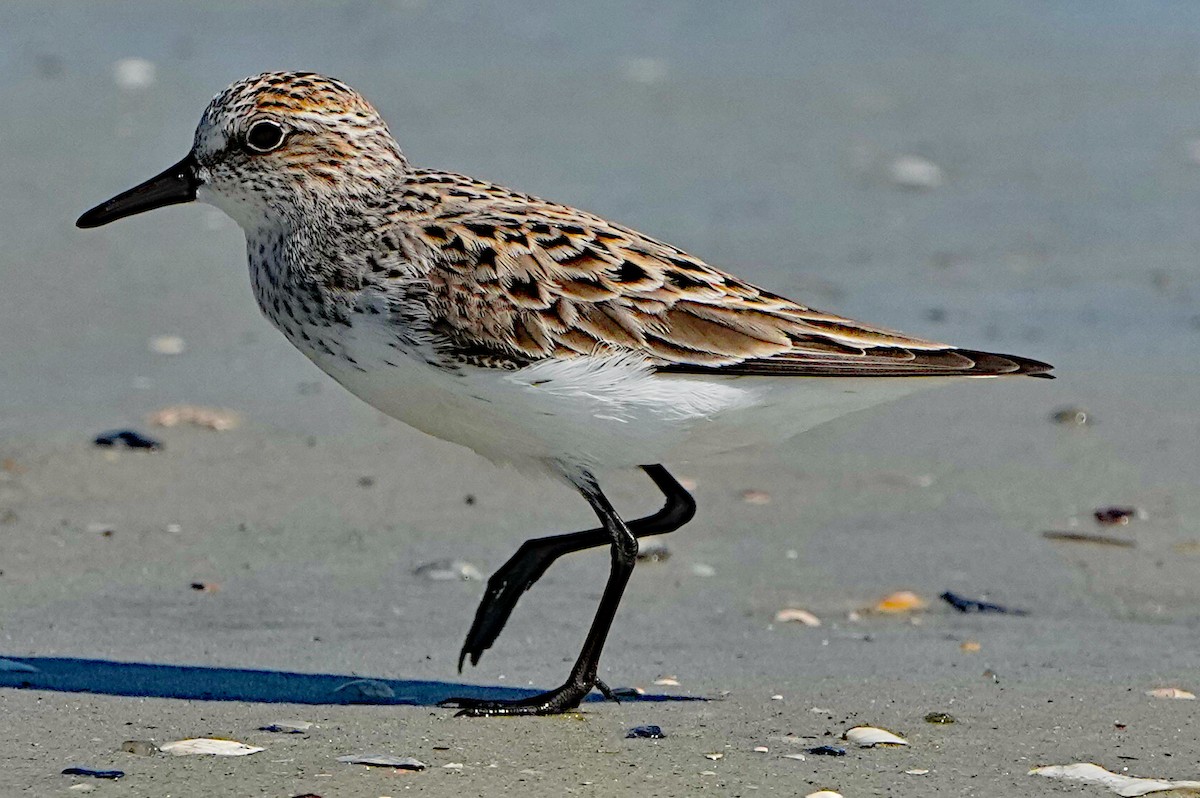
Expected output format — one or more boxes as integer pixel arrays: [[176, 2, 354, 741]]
[[412, 172, 1052, 379]]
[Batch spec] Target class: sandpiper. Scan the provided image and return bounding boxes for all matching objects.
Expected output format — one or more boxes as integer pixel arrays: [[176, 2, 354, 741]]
[[78, 72, 1052, 716]]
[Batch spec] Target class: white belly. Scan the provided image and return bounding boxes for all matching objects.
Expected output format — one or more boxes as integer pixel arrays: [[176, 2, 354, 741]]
[[297, 315, 947, 475]]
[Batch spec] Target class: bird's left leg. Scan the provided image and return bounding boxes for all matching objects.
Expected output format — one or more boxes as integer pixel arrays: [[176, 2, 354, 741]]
[[440, 469, 638, 716]]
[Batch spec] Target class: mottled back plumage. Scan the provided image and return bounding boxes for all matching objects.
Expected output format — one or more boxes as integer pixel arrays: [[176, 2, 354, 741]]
[[189, 71, 1050, 382]]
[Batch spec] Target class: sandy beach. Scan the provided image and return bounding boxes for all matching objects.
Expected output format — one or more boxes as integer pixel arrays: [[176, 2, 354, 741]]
[[2, 2, 1198, 795]]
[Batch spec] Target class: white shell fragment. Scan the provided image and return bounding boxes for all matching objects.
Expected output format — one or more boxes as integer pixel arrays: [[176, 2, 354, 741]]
[[149, 405, 239, 431], [159, 738, 264, 757], [805, 792, 845, 798], [337, 754, 427, 770], [906, 769, 931, 775], [112, 57, 156, 91], [413, 559, 483, 581], [653, 676, 681, 686], [888, 155, 944, 189], [774, 608, 822, 627], [148, 335, 186, 355], [1030, 763, 1200, 796], [259, 720, 313, 733], [1145, 687, 1196, 700], [845, 726, 909, 748]]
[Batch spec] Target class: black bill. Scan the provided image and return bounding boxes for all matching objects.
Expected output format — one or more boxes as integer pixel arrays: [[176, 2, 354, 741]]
[[76, 154, 200, 229]]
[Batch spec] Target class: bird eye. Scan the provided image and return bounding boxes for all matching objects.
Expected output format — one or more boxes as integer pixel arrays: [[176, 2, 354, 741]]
[[244, 120, 286, 153]]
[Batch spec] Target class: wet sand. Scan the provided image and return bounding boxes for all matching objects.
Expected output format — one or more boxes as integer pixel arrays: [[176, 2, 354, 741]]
[[2, 2, 1199, 795]]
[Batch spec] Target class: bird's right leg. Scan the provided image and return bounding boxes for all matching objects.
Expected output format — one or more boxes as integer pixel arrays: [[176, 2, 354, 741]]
[[457, 464, 695, 671]]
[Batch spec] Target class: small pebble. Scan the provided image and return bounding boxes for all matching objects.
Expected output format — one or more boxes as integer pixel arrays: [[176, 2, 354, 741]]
[[960, 640, 981, 653], [626, 725, 665, 739], [704, 752, 724, 761], [924, 712, 956, 724], [611, 686, 645, 698], [652, 676, 680, 686], [1094, 506, 1140, 526], [806, 746, 846, 757], [62, 767, 124, 779], [336, 754, 426, 770], [189, 581, 219, 593], [753, 746, 769, 753], [906, 769, 931, 775], [783, 753, 807, 761], [119, 740, 159, 756], [1051, 407, 1091, 426], [940, 591, 1027, 615], [94, 429, 162, 450]]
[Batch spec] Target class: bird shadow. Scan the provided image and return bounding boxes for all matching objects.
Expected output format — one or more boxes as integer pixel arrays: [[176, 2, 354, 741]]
[[0, 655, 704, 706]]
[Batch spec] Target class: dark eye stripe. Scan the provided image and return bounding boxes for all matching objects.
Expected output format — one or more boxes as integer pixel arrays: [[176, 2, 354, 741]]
[[245, 120, 285, 153]]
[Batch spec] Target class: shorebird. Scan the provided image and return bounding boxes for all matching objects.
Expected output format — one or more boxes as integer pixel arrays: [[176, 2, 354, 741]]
[[78, 72, 1052, 716]]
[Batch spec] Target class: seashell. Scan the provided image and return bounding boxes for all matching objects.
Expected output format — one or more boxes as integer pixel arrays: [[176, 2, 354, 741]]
[[337, 754, 426, 770], [652, 676, 680, 686], [1030, 762, 1200, 795], [333, 678, 395, 702], [740, 489, 771, 505], [774, 608, 821, 627], [753, 746, 769, 753], [845, 726, 909, 748], [149, 405, 239, 431], [704, 752, 724, 761], [805, 791, 845, 798], [148, 334, 185, 355], [260, 720, 314, 733], [159, 738, 264, 756], [906, 769, 930, 775], [873, 590, 926, 613], [413, 559, 483, 581], [1145, 687, 1195, 700]]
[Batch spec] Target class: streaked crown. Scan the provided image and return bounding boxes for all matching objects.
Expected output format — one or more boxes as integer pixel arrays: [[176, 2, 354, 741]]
[[192, 71, 407, 227]]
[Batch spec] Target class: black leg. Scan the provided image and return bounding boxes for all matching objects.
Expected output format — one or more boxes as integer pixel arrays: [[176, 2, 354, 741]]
[[457, 464, 695, 671], [441, 468, 684, 716]]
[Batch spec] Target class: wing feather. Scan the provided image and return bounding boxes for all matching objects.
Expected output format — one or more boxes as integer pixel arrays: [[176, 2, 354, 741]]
[[408, 171, 1053, 378]]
